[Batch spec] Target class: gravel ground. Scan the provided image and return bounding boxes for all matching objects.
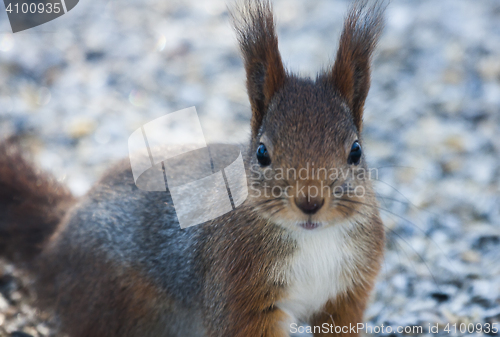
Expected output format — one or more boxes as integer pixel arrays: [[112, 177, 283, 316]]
[[0, 0, 499, 336]]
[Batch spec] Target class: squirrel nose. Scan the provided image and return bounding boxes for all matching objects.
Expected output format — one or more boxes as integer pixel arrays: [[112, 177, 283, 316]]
[[295, 196, 324, 215]]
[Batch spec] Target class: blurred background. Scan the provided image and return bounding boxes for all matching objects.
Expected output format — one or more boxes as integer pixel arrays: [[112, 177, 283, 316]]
[[0, 0, 499, 336]]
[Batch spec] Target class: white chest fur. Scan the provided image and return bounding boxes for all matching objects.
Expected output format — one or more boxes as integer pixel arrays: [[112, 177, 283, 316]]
[[276, 222, 361, 324]]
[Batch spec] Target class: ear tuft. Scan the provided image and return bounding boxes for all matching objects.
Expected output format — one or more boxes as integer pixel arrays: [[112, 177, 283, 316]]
[[329, 0, 385, 131], [230, 0, 286, 137]]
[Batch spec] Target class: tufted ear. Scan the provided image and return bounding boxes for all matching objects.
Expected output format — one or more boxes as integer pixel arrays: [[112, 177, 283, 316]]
[[328, 1, 385, 131], [230, 0, 286, 138]]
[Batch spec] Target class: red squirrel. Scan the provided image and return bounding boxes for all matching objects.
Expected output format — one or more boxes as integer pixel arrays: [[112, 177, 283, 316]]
[[0, 0, 385, 336]]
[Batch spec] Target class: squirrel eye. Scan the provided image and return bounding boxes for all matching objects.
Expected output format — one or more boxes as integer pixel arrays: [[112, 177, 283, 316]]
[[256, 143, 271, 166], [348, 141, 362, 165]]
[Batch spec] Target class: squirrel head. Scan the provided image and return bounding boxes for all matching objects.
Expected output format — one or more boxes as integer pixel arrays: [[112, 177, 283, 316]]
[[231, 0, 385, 231]]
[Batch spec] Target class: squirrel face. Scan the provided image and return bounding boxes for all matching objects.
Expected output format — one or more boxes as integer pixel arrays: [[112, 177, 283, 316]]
[[247, 78, 374, 230], [232, 0, 384, 231]]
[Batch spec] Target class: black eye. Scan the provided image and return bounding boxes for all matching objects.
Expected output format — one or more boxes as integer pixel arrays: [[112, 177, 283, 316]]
[[256, 143, 271, 166], [348, 141, 362, 165]]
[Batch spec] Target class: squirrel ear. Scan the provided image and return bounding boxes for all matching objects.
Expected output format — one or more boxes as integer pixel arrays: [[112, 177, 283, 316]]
[[328, 1, 385, 131], [231, 0, 286, 137]]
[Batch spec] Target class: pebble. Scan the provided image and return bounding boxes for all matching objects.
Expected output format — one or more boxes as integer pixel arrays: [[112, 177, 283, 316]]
[[0, 294, 9, 312]]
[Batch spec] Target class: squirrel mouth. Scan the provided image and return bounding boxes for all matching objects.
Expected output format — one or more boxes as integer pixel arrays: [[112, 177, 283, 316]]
[[299, 222, 320, 230]]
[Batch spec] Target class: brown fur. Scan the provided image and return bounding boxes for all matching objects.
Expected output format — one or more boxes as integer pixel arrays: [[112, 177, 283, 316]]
[[37, 252, 174, 337], [0, 140, 74, 262], [311, 291, 369, 336], [200, 213, 293, 336]]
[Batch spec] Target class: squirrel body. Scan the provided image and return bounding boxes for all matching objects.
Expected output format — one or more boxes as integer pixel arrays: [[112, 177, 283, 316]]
[[0, 1, 386, 336]]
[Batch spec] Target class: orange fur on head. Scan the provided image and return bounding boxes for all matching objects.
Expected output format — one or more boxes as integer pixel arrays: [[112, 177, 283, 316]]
[[231, 0, 287, 137], [329, 1, 385, 131]]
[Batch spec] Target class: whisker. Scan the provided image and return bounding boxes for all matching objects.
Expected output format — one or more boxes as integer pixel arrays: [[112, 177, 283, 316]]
[[371, 178, 441, 218], [337, 197, 458, 277], [369, 165, 431, 172], [329, 178, 339, 188], [337, 202, 444, 291]]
